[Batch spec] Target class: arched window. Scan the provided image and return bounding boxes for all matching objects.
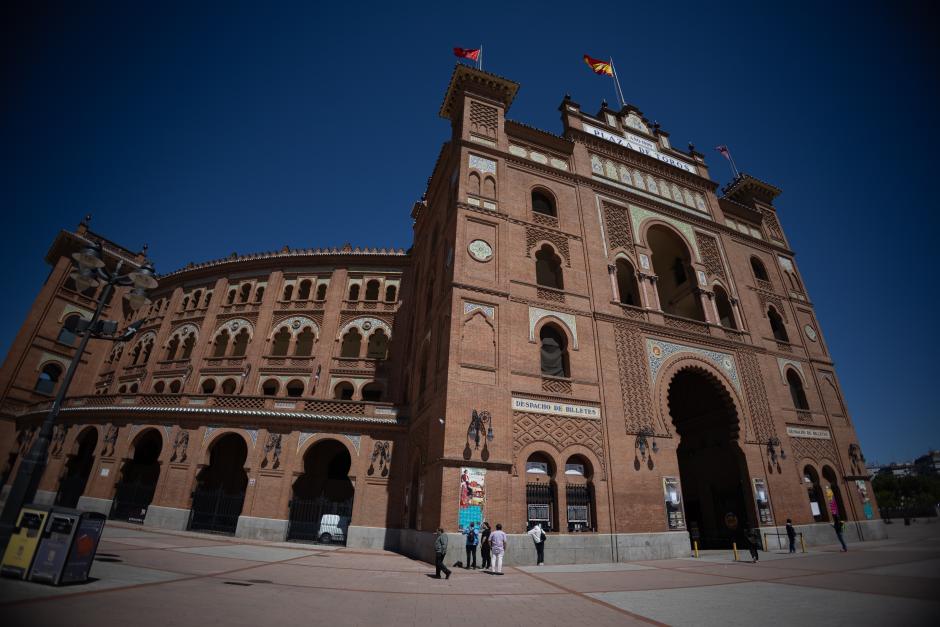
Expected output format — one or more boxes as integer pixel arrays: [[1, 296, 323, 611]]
[[226, 289, 236, 305], [181, 296, 190, 311], [315, 284, 327, 301], [714, 285, 737, 329], [565, 455, 596, 532], [333, 382, 354, 400], [262, 379, 279, 396], [539, 324, 569, 378], [254, 286, 264, 303], [340, 329, 362, 358], [468, 171, 481, 196], [615, 259, 641, 306], [119, 384, 127, 393], [271, 328, 291, 356], [768, 307, 789, 342], [108, 344, 123, 364], [751, 257, 770, 282], [239, 283, 251, 303], [57, 314, 82, 346], [365, 280, 380, 301], [154, 380, 165, 393], [532, 190, 556, 217], [648, 225, 705, 321], [348, 284, 360, 301], [141, 340, 153, 364], [535, 244, 564, 289], [130, 343, 142, 364], [192, 291, 202, 309], [213, 330, 230, 357], [169, 380, 181, 394], [220, 378, 237, 394], [201, 379, 216, 394], [385, 285, 397, 302], [231, 328, 250, 357], [130, 383, 139, 393], [165, 336, 180, 361], [482, 176, 496, 199], [282, 284, 294, 301], [181, 334, 196, 359], [35, 363, 62, 395], [286, 379, 305, 398], [366, 328, 389, 359], [298, 280, 312, 300], [203, 292, 213, 308], [632, 170, 645, 190], [787, 370, 810, 410], [294, 327, 315, 356], [361, 382, 383, 402]]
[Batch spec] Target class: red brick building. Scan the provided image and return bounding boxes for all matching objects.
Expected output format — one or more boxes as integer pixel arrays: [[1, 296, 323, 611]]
[[0, 65, 883, 562]]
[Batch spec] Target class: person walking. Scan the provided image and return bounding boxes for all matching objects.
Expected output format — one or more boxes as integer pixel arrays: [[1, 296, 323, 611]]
[[785, 518, 797, 554], [463, 521, 479, 569], [479, 522, 492, 571], [743, 525, 760, 562], [433, 527, 451, 579], [527, 522, 546, 565], [833, 514, 848, 552], [489, 523, 508, 575]]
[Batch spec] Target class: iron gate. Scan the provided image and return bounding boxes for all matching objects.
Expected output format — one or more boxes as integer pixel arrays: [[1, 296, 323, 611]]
[[110, 479, 158, 523], [526, 483, 556, 531], [55, 474, 89, 508], [188, 487, 245, 534], [287, 496, 353, 544]]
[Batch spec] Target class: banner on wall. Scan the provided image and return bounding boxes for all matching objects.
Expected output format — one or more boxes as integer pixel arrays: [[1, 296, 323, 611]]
[[825, 485, 839, 516], [752, 478, 773, 524], [458, 467, 486, 530], [856, 480, 874, 520], [662, 477, 686, 530]]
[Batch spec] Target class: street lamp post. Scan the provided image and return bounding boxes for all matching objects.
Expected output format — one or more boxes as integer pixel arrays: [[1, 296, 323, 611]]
[[0, 240, 157, 548]]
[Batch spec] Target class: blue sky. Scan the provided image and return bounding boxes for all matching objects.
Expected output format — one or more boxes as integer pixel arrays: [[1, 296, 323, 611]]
[[2, 2, 937, 462]]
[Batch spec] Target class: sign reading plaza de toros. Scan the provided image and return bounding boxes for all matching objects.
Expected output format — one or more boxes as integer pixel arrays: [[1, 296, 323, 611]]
[[511, 397, 601, 419]]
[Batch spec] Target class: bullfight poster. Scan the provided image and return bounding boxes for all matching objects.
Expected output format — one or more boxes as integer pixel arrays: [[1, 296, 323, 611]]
[[457, 467, 486, 529]]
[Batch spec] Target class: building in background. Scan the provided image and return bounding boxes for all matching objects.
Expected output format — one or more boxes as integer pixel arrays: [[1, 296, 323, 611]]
[[0, 65, 884, 561]]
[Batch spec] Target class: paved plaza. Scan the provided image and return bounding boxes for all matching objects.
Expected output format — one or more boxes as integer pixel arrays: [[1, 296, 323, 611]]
[[1, 521, 937, 626]]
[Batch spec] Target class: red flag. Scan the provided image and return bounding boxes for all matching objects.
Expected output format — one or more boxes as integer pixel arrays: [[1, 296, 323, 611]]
[[583, 54, 613, 76], [715, 145, 732, 161], [454, 47, 480, 61]]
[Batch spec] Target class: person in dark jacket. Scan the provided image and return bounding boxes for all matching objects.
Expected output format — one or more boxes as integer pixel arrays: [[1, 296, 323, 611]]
[[479, 522, 492, 571], [463, 521, 479, 569], [433, 527, 451, 579], [743, 525, 760, 562], [833, 515, 848, 552], [785, 519, 797, 554]]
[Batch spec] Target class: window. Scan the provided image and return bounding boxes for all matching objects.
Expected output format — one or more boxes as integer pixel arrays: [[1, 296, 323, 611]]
[[192, 291, 202, 309], [768, 307, 789, 342], [141, 340, 154, 364], [130, 343, 142, 364], [714, 285, 737, 329], [226, 289, 236, 305], [213, 330, 230, 357], [169, 380, 181, 393], [361, 383, 383, 402], [615, 259, 641, 306], [262, 379, 279, 396], [539, 324, 569, 378], [385, 285, 397, 302], [231, 328, 250, 357], [220, 378, 237, 394], [181, 296, 190, 311], [154, 381, 165, 393], [57, 314, 82, 346], [282, 284, 294, 301], [648, 225, 705, 321], [181, 334, 196, 359], [365, 280, 380, 301], [751, 257, 770, 282], [271, 328, 291, 356], [254, 286, 264, 303], [366, 329, 389, 359], [286, 379, 305, 398], [239, 283, 251, 303], [165, 336, 180, 361], [201, 379, 216, 394], [333, 382, 354, 400], [294, 327, 315, 356], [35, 363, 62, 395], [348, 284, 360, 301], [203, 291, 213, 308], [787, 370, 810, 410], [130, 383, 139, 393], [340, 329, 362, 358], [298, 280, 312, 300], [535, 245, 563, 289], [532, 190, 556, 217], [316, 284, 327, 301]]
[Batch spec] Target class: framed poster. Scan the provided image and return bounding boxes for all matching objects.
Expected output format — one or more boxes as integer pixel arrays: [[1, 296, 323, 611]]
[[856, 480, 874, 520], [662, 477, 686, 530], [458, 467, 486, 529], [752, 478, 773, 524]]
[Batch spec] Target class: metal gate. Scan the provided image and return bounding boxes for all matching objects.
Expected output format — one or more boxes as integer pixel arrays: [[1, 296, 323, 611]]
[[526, 483, 556, 531], [55, 474, 89, 509], [110, 479, 158, 523], [188, 487, 245, 534], [566, 483, 593, 532], [287, 496, 353, 544]]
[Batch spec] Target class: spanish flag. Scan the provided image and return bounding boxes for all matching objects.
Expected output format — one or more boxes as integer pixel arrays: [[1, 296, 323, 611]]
[[584, 54, 613, 76]]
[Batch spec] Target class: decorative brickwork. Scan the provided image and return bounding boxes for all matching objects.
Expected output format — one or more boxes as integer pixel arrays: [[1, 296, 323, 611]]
[[469, 101, 498, 138], [513, 411, 606, 479], [760, 208, 785, 242], [697, 232, 727, 282], [614, 324, 654, 434], [737, 351, 775, 442], [303, 399, 366, 415], [525, 225, 570, 266], [541, 376, 572, 395], [790, 434, 838, 465], [756, 289, 789, 322], [602, 202, 635, 255]]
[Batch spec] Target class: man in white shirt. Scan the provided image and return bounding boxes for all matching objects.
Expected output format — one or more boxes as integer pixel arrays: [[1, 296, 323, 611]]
[[527, 522, 546, 565]]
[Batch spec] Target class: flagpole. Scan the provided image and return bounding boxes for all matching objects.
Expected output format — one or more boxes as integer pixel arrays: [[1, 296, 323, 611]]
[[479, 44, 483, 71], [729, 153, 740, 178], [610, 57, 626, 108]]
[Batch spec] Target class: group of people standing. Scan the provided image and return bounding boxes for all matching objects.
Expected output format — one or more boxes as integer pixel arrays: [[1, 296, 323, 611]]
[[432, 521, 548, 579], [741, 516, 847, 563]]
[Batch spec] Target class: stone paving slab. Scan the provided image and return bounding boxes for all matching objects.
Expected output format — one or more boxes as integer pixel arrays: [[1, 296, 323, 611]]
[[532, 567, 743, 593], [590, 580, 939, 626], [518, 562, 654, 573], [0, 561, 184, 604], [172, 544, 319, 562], [775, 570, 939, 601], [856, 557, 940, 578], [107, 548, 263, 576]]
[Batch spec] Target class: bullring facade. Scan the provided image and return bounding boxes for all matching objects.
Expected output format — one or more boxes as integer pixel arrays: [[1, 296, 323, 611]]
[[0, 65, 883, 562]]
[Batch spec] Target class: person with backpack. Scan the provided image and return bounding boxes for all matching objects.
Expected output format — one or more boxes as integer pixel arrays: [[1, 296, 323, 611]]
[[785, 518, 797, 554], [489, 523, 508, 575], [479, 522, 492, 571], [463, 521, 479, 569], [527, 522, 546, 565], [433, 527, 451, 579], [833, 514, 848, 552], [742, 525, 760, 562]]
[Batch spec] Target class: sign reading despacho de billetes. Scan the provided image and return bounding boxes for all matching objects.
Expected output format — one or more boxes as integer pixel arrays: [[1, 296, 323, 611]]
[[512, 397, 601, 419], [786, 426, 831, 440]]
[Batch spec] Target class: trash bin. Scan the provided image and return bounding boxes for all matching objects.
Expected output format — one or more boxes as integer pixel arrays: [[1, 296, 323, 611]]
[[59, 511, 106, 585], [28, 508, 83, 585], [0, 504, 51, 580]]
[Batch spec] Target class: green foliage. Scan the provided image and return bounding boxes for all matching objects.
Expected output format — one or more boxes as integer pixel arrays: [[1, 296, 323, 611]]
[[873, 472, 940, 512]]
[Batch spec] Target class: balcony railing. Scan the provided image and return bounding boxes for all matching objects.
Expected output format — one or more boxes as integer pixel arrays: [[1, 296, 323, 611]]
[[663, 313, 711, 335], [342, 300, 398, 312]]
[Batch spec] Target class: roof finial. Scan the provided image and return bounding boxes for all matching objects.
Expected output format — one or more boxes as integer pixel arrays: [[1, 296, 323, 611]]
[[688, 142, 696, 153], [82, 214, 91, 226], [601, 98, 608, 108]]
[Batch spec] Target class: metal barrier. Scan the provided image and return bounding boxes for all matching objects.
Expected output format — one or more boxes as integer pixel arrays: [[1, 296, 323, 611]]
[[188, 488, 245, 534], [762, 530, 806, 553], [110, 479, 158, 523], [287, 496, 353, 544]]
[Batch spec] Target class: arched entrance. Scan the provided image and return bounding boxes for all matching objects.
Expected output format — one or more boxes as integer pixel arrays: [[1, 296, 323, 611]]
[[668, 368, 754, 547], [804, 465, 828, 522], [111, 429, 162, 523], [821, 465, 846, 519], [288, 439, 354, 544], [189, 433, 248, 534], [56, 428, 98, 508], [525, 452, 558, 531]]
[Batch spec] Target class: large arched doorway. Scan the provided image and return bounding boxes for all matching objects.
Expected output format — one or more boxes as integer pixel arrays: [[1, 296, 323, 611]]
[[189, 433, 248, 534], [668, 368, 753, 547], [55, 428, 98, 508], [288, 439, 354, 544], [111, 429, 162, 523]]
